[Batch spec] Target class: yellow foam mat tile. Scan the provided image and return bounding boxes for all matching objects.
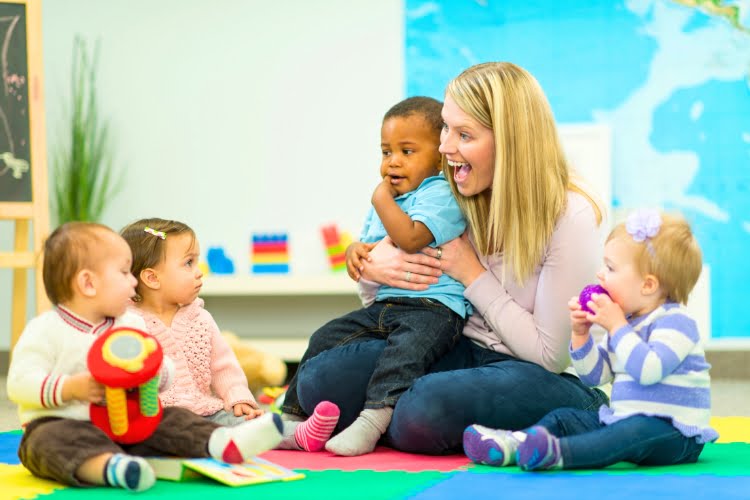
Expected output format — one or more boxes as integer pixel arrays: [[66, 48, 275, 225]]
[[711, 416, 750, 443], [0, 464, 66, 499]]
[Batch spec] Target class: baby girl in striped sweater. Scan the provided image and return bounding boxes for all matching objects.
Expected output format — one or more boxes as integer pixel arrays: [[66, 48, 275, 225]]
[[463, 209, 718, 470]]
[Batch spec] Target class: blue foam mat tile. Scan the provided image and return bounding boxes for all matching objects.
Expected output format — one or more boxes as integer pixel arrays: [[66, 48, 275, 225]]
[[409, 471, 750, 500], [0, 431, 22, 464]]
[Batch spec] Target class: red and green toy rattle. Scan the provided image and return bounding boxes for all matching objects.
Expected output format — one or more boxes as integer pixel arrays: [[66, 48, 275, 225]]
[[87, 327, 164, 444]]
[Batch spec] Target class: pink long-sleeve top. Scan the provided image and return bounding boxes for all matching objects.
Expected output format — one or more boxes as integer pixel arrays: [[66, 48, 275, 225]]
[[462, 191, 603, 373], [130, 299, 256, 416]]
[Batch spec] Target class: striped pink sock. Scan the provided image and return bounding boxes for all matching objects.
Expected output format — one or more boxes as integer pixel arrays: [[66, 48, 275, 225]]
[[294, 401, 340, 452]]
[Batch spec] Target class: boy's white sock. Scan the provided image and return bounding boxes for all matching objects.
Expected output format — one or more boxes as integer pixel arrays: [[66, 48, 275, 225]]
[[208, 412, 283, 463], [325, 407, 393, 456], [104, 453, 155, 492]]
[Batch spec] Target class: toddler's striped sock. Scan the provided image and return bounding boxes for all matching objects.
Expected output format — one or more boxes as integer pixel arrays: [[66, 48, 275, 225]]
[[104, 454, 155, 492], [294, 401, 341, 452]]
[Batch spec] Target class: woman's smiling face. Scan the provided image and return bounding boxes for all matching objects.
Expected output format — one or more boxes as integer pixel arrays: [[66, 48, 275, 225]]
[[439, 94, 496, 197]]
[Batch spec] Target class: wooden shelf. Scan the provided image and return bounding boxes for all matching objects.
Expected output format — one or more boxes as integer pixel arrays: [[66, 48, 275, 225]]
[[200, 274, 358, 297]]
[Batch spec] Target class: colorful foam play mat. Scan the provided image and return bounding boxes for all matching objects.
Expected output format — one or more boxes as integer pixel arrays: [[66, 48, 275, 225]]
[[1, 417, 748, 499]]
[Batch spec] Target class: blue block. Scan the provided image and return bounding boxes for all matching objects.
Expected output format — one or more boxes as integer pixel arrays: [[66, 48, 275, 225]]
[[206, 247, 235, 274], [252, 264, 290, 274], [251, 233, 288, 244]]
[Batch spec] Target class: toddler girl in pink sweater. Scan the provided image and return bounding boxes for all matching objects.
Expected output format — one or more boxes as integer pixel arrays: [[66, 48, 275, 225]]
[[122, 219, 339, 449]]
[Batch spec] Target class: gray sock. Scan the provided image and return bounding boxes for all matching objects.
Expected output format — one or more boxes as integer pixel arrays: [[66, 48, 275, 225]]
[[276, 420, 303, 450], [281, 412, 305, 422], [325, 407, 393, 456]]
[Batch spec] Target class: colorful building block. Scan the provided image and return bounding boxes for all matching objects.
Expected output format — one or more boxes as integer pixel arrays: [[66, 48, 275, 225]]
[[320, 224, 348, 272], [250, 233, 290, 274]]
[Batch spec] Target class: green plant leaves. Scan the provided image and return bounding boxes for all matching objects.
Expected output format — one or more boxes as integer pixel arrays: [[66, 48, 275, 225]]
[[52, 35, 121, 225]]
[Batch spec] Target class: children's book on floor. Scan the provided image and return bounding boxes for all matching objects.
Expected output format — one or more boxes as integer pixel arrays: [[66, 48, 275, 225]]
[[145, 456, 305, 486]]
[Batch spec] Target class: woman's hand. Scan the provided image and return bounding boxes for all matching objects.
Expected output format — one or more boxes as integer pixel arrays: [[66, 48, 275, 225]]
[[421, 232, 484, 287], [360, 236, 442, 290]]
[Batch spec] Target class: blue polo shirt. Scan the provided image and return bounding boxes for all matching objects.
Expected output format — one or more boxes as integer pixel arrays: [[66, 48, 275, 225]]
[[360, 174, 471, 317]]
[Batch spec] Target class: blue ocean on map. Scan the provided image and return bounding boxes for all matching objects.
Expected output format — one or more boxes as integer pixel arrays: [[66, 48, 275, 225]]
[[406, 0, 750, 338]]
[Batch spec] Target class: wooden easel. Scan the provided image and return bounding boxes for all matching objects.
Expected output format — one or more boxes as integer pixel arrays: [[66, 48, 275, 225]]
[[0, 0, 49, 350]]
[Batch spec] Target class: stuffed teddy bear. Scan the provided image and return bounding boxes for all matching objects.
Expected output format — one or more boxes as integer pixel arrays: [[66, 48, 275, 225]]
[[221, 331, 287, 394]]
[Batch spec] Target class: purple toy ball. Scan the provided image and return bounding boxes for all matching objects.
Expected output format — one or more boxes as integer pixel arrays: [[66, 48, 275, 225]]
[[579, 284, 610, 314]]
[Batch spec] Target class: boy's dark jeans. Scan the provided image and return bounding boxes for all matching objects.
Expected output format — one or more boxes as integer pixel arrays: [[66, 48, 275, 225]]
[[282, 297, 464, 417]]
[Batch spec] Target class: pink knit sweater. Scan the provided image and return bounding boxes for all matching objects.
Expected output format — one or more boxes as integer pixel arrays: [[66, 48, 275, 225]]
[[130, 299, 256, 416]]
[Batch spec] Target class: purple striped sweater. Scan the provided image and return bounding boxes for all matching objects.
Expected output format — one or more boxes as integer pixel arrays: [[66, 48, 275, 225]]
[[570, 302, 718, 443]]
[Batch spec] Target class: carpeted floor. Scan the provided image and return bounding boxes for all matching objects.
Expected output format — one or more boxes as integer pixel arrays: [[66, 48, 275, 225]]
[[1, 417, 748, 499]]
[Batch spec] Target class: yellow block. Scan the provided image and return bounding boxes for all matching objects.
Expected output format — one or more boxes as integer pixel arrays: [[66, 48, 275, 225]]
[[0, 464, 66, 499], [710, 416, 750, 443], [252, 253, 289, 264]]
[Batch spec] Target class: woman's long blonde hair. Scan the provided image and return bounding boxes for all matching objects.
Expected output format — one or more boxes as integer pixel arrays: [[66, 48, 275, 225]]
[[444, 62, 601, 283]]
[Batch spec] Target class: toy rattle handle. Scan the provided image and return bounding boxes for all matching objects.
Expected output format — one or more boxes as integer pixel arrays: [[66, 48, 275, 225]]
[[105, 386, 128, 436], [139, 377, 160, 417]]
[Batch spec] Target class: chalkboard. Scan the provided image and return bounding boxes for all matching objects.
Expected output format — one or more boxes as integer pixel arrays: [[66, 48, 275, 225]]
[[0, 2, 30, 202], [0, 0, 48, 350]]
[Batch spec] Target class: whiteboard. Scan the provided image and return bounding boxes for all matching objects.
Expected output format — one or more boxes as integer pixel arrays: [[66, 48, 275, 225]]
[[559, 122, 612, 214]]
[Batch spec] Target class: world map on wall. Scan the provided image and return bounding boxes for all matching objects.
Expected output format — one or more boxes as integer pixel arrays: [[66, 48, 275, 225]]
[[405, 0, 750, 339]]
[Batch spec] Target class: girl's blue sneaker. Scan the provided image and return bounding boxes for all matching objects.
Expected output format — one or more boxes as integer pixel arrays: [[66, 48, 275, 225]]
[[463, 424, 521, 466], [516, 425, 563, 471]]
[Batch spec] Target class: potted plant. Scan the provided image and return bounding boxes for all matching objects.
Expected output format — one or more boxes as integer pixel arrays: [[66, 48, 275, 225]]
[[52, 35, 120, 224]]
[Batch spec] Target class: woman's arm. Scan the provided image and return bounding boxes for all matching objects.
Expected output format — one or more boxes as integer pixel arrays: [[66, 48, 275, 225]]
[[426, 197, 602, 373], [475, 202, 601, 372]]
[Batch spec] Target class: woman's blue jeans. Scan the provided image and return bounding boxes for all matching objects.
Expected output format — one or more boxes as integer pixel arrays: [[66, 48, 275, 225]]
[[536, 408, 705, 469], [281, 298, 463, 417], [296, 336, 609, 454]]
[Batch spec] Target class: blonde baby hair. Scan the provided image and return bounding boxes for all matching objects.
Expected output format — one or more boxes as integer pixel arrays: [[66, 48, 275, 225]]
[[607, 213, 702, 305]]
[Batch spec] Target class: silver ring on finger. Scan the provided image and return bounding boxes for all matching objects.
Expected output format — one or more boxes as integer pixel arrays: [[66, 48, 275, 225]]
[[436, 246, 443, 260], [405, 271, 412, 282]]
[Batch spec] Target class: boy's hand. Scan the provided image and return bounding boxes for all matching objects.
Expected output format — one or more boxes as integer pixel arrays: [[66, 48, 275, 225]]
[[568, 296, 592, 337], [234, 402, 264, 419], [63, 371, 106, 404], [585, 293, 628, 335], [373, 176, 399, 201], [346, 241, 376, 281]]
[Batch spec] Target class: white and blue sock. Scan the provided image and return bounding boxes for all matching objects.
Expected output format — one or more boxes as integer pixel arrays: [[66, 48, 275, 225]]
[[104, 453, 155, 492]]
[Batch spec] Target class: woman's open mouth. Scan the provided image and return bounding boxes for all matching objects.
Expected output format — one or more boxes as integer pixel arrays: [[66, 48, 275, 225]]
[[448, 160, 471, 184]]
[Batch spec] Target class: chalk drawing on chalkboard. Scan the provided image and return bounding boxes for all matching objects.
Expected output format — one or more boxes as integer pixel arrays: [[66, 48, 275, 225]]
[[0, 150, 28, 178], [0, 13, 27, 183]]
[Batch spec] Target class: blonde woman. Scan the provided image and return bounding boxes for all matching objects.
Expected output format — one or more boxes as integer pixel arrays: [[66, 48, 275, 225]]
[[294, 62, 610, 455]]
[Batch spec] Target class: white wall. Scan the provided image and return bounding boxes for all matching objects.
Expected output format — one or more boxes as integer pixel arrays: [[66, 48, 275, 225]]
[[1, 0, 404, 349], [5, 2, 701, 351]]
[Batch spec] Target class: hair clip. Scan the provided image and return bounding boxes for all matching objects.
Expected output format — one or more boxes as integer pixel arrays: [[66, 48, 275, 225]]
[[144, 226, 166, 240], [625, 209, 661, 243]]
